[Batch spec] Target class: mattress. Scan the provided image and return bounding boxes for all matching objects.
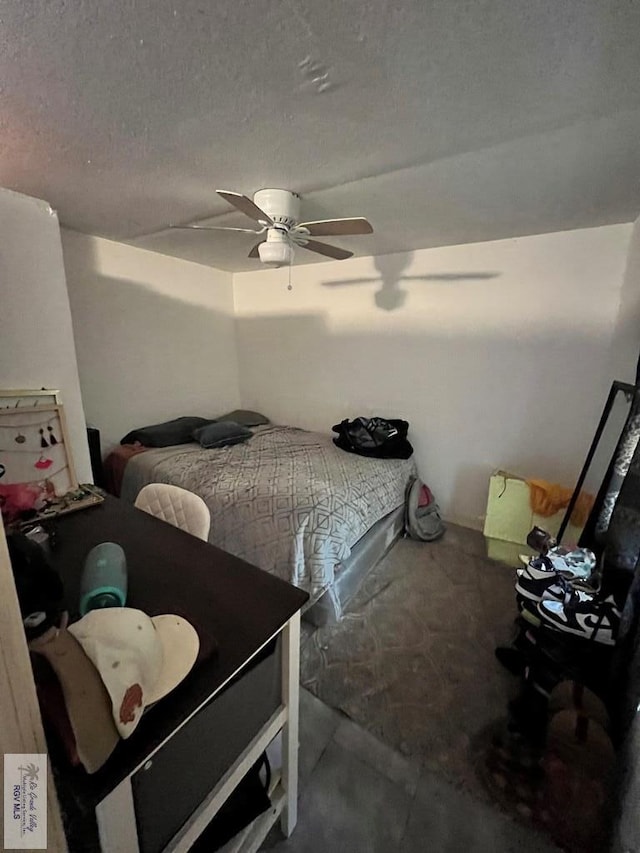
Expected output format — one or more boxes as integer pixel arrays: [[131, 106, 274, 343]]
[[120, 425, 414, 600]]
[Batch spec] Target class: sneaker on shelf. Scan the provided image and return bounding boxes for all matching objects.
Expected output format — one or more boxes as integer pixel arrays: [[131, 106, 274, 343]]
[[516, 566, 596, 606], [515, 557, 574, 601], [537, 590, 620, 646], [515, 567, 566, 604], [536, 551, 596, 582], [518, 598, 543, 628], [545, 546, 597, 582]]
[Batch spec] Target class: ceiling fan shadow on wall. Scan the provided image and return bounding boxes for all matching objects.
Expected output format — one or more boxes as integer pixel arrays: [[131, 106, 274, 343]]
[[171, 189, 373, 268]]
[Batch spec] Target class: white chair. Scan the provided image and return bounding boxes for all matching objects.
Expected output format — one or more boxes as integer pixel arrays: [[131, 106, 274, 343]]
[[134, 483, 211, 542]]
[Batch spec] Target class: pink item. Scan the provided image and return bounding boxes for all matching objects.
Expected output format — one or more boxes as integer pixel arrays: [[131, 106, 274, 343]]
[[0, 482, 45, 521], [417, 484, 434, 508]]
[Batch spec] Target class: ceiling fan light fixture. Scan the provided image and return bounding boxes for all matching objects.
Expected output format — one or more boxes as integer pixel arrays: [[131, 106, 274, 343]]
[[258, 238, 293, 268]]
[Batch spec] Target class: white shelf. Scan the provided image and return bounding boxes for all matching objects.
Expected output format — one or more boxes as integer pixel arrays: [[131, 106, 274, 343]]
[[165, 708, 287, 853], [95, 605, 301, 853]]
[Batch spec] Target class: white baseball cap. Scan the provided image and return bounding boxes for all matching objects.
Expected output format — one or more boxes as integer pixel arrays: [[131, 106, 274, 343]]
[[68, 607, 199, 738]]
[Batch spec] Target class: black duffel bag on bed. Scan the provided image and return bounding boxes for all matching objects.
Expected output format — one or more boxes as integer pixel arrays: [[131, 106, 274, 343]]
[[332, 417, 413, 459]]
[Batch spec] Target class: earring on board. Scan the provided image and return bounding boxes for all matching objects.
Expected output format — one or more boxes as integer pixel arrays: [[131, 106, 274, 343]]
[[47, 425, 58, 445], [39, 428, 49, 448]]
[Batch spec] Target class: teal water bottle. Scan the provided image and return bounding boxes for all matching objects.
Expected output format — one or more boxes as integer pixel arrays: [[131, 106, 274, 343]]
[[80, 542, 127, 615]]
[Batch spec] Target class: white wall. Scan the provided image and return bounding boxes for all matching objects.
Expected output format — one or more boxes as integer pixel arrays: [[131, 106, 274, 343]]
[[608, 215, 640, 385], [234, 224, 633, 527], [0, 188, 92, 482], [62, 231, 239, 452]]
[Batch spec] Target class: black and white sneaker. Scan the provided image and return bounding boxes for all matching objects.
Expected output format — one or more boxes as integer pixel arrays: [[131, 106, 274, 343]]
[[515, 558, 569, 603], [515, 554, 598, 603], [518, 598, 543, 628], [537, 590, 620, 646]]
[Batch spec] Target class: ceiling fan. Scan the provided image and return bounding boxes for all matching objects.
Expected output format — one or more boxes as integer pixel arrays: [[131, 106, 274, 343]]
[[171, 189, 373, 267]]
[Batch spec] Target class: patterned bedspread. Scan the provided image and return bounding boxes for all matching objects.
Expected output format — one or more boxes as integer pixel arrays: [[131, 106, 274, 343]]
[[121, 425, 413, 599]]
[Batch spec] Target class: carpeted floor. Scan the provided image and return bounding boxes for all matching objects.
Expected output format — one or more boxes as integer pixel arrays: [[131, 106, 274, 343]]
[[300, 523, 518, 797]]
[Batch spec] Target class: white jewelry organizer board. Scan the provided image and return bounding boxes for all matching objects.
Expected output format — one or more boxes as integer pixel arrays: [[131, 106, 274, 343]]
[[0, 390, 78, 498]]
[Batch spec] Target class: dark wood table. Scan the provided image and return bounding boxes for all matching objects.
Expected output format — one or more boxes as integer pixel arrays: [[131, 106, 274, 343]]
[[44, 495, 308, 853]]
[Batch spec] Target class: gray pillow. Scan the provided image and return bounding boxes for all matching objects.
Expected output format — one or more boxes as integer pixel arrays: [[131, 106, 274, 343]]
[[121, 416, 212, 447], [215, 409, 270, 427], [193, 421, 253, 449]]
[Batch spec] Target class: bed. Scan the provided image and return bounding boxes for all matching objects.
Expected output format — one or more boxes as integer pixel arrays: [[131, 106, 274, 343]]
[[115, 424, 414, 621]]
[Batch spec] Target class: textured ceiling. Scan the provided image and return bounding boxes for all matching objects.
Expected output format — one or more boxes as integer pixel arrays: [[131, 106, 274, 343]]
[[1, 0, 640, 271]]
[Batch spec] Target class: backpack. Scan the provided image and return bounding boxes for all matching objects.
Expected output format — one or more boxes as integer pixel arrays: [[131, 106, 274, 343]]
[[404, 476, 445, 542]]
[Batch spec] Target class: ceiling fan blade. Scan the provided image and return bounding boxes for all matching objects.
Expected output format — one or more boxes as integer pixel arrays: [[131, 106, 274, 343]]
[[303, 239, 353, 261], [217, 190, 273, 225], [170, 225, 263, 234], [297, 217, 373, 237], [248, 242, 264, 259]]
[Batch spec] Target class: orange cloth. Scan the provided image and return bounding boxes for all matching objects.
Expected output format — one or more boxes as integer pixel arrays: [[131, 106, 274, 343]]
[[527, 479, 594, 528]]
